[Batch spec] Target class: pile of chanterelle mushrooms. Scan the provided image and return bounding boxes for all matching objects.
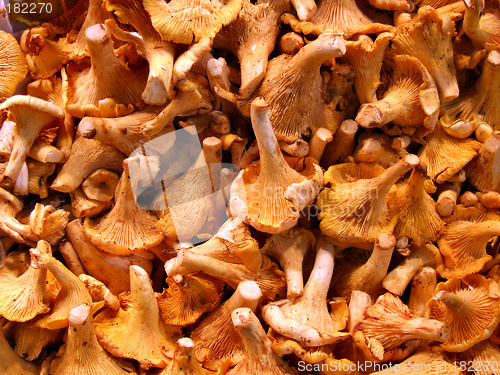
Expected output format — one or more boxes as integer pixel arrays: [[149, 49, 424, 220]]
[[0, 0, 500, 372]]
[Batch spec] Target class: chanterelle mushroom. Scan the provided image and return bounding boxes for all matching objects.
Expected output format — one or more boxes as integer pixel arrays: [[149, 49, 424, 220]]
[[465, 132, 500, 192], [48, 304, 137, 375], [0, 320, 41, 375], [230, 98, 323, 234], [64, 23, 148, 118], [228, 307, 297, 375], [317, 154, 419, 248], [0, 95, 64, 184], [427, 274, 500, 352], [238, 33, 346, 143], [262, 235, 349, 346], [95, 266, 182, 369]]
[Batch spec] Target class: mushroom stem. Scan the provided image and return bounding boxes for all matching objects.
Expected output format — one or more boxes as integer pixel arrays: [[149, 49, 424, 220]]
[[302, 235, 335, 303], [408, 266, 437, 317], [278, 139, 310, 157], [436, 291, 465, 312], [382, 243, 439, 296], [238, 140, 259, 169], [291, 32, 346, 70], [320, 119, 358, 166], [28, 139, 65, 163], [436, 181, 461, 217], [458, 191, 478, 207], [224, 280, 262, 314], [354, 138, 382, 163], [391, 135, 412, 151], [347, 291, 372, 333], [308, 128, 333, 161], [290, 0, 317, 20], [278, 32, 304, 55], [378, 154, 420, 190], [477, 191, 500, 209]]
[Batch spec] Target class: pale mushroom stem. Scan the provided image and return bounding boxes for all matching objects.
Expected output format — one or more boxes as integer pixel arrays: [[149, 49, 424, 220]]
[[85, 24, 125, 82], [355, 138, 382, 163], [291, 32, 346, 71], [321, 119, 358, 166], [278, 139, 309, 157], [436, 181, 461, 217], [463, 0, 484, 42], [291, 0, 317, 21], [308, 128, 333, 161], [177, 249, 247, 288], [302, 235, 335, 303], [129, 265, 161, 325], [225, 280, 262, 314], [250, 98, 285, 170], [405, 163, 428, 196], [347, 291, 372, 333], [408, 266, 438, 318], [376, 154, 420, 192], [383, 243, 438, 296]]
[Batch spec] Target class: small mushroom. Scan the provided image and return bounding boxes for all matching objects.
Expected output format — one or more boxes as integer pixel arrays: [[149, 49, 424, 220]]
[[354, 293, 449, 360], [81, 169, 119, 202], [317, 154, 419, 248], [0, 95, 64, 184], [159, 338, 211, 375]]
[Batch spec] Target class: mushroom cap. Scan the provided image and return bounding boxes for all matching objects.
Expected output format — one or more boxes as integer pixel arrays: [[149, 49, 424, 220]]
[[157, 273, 224, 327], [426, 274, 500, 352], [144, 0, 243, 44], [0, 31, 28, 99]]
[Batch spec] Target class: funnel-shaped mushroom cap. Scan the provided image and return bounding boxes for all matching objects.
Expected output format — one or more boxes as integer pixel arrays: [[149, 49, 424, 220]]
[[157, 273, 224, 327], [441, 50, 500, 131], [0, 95, 64, 184], [228, 307, 297, 375], [389, 163, 444, 245], [262, 236, 349, 346], [427, 274, 500, 352], [21, 27, 71, 79], [190, 281, 262, 370], [463, 0, 500, 51], [261, 227, 315, 298], [281, 0, 393, 39], [465, 132, 500, 193], [30, 240, 93, 330], [0, 187, 33, 243], [84, 165, 165, 255], [95, 266, 181, 369], [143, 0, 243, 44], [317, 154, 419, 246], [65, 23, 148, 118], [437, 220, 500, 278], [355, 55, 440, 139], [343, 33, 394, 104], [0, 247, 50, 322], [213, 0, 291, 99], [49, 304, 138, 375], [66, 219, 153, 295], [0, 31, 27, 98], [230, 98, 323, 234], [159, 338, 211, 375], [354, 293, 448, 359], [391, 6, 458, 102], [238, 33, 346, 142], [0, 323, 40, 375], [417, 124, 481, 184]]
